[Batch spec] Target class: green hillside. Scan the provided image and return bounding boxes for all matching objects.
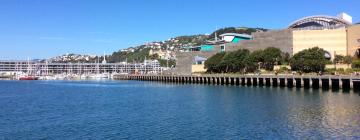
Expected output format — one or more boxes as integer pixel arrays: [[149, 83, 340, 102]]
[[107, 27, 267, 64]]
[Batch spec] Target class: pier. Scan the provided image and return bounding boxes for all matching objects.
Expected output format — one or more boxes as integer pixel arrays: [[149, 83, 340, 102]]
[[114, 74, 360, 91]]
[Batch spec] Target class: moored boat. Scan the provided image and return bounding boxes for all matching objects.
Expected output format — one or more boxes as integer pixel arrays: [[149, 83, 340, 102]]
[[19, 76, 39, 80], [17, 58, 39, 80]]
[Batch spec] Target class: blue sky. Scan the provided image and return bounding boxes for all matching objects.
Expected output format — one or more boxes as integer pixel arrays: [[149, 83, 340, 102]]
[[0, 0, 358, 59]]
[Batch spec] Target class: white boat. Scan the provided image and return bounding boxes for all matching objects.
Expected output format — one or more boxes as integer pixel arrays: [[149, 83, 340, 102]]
[[80, 74, 90, 80], [88, 73, 109, 80]]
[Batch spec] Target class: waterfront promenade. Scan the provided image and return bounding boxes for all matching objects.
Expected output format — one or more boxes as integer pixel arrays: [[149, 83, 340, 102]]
[[114, 74, 360, 90]]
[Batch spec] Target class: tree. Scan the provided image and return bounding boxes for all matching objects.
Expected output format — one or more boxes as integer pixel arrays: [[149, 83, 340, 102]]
[[262, 47, 282, 71], [281, 52, 290, 65], [158, 59, 176, 67], [290, 47, 327, 73], [244, 54, 258, 73], [204, 52, 226, 73], [249, 50, 264, 62], [204, 48, 286, 73], [220, 49, 250, 73], [240, 50, 264, 72], [352, 59, 360, 68], [343, 55, 353, 66], [149, 54, 159, 60], [333, 55, 344, 64]]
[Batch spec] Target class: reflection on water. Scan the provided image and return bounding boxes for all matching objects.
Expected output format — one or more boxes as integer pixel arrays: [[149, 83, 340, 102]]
[[285, 90, 360, 138], [0, 80, 359, 139]]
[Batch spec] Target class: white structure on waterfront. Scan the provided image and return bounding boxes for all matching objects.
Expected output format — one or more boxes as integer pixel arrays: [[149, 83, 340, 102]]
[[0, 60, 162, 76]]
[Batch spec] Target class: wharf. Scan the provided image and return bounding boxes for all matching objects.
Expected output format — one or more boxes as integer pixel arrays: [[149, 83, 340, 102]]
[[114, 74, 360, 90]]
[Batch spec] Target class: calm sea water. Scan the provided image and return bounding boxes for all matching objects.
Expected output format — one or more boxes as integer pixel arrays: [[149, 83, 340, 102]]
[[0, 80, 359, 139]]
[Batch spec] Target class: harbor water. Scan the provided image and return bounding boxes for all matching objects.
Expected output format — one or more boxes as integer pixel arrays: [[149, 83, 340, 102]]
[[0, 80, 359, 139]]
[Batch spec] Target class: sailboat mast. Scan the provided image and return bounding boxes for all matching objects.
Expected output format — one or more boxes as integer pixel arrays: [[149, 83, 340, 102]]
[[144, 56, 146, 74]]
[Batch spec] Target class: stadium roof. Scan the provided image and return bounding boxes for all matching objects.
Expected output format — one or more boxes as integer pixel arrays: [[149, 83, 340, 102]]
[[288, 15, 351, 30]]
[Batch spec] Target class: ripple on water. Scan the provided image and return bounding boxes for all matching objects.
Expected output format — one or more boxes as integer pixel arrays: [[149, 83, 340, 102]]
[[0, 80, 359, 139]]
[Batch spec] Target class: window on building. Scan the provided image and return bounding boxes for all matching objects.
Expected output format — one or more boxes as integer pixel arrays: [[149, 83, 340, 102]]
[[220, 45, 225, 52]]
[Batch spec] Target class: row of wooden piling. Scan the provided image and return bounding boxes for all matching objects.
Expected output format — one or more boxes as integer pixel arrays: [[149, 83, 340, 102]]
[[114, 75, 360, 90]]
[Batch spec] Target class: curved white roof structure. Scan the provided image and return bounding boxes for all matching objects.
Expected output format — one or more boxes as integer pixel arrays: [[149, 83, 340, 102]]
[[288, 15, 352, 30], [219, 33, 252, 39]]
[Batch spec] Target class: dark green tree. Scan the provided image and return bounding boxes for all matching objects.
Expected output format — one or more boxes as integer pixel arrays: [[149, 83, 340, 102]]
[[204, 52, 226, 73], [243, 54, 258, 73], [149, 54, 159, 60], [262, 47, 282, 71], [290, 47, 327, 73], [343, 55, 353, 66], [352, 59, 360, 68], [249, 50, 264, 62], [281, 52, 291, 65], [220, 49, 250, 73], [333, 55, 344, 64]]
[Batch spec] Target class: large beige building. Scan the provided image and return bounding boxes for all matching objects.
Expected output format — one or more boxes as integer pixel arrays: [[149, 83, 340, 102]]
[[292, 29, 348, 59], [292, 25, 360, 59], [289, 14, 360, 58], [234, 14, 360, 59], [347, 24, 360, 56], [174, 13, 360, 75]]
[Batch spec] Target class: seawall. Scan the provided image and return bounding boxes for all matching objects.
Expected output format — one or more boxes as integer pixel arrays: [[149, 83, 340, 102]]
[[114, 74, 360, 91]]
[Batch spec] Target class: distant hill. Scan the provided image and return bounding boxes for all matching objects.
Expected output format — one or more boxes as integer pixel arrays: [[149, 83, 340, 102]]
[[49, 53, 97, 63], [50, 27, 267, 64], [209, 27, 267, 39], [107, 27, 267, 63]]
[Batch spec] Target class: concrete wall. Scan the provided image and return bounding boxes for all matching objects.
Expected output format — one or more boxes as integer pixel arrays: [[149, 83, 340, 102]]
[[174, 52, 215, 75], [225, 30, 294, 54], [347, 24, 360, 57], [293, 29, 348, 59], [326, 64, 351, 69], [191, 64, 207, 73]]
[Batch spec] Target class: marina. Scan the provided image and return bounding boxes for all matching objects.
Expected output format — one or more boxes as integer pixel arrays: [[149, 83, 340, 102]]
[[0, 60, 163, 80]]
